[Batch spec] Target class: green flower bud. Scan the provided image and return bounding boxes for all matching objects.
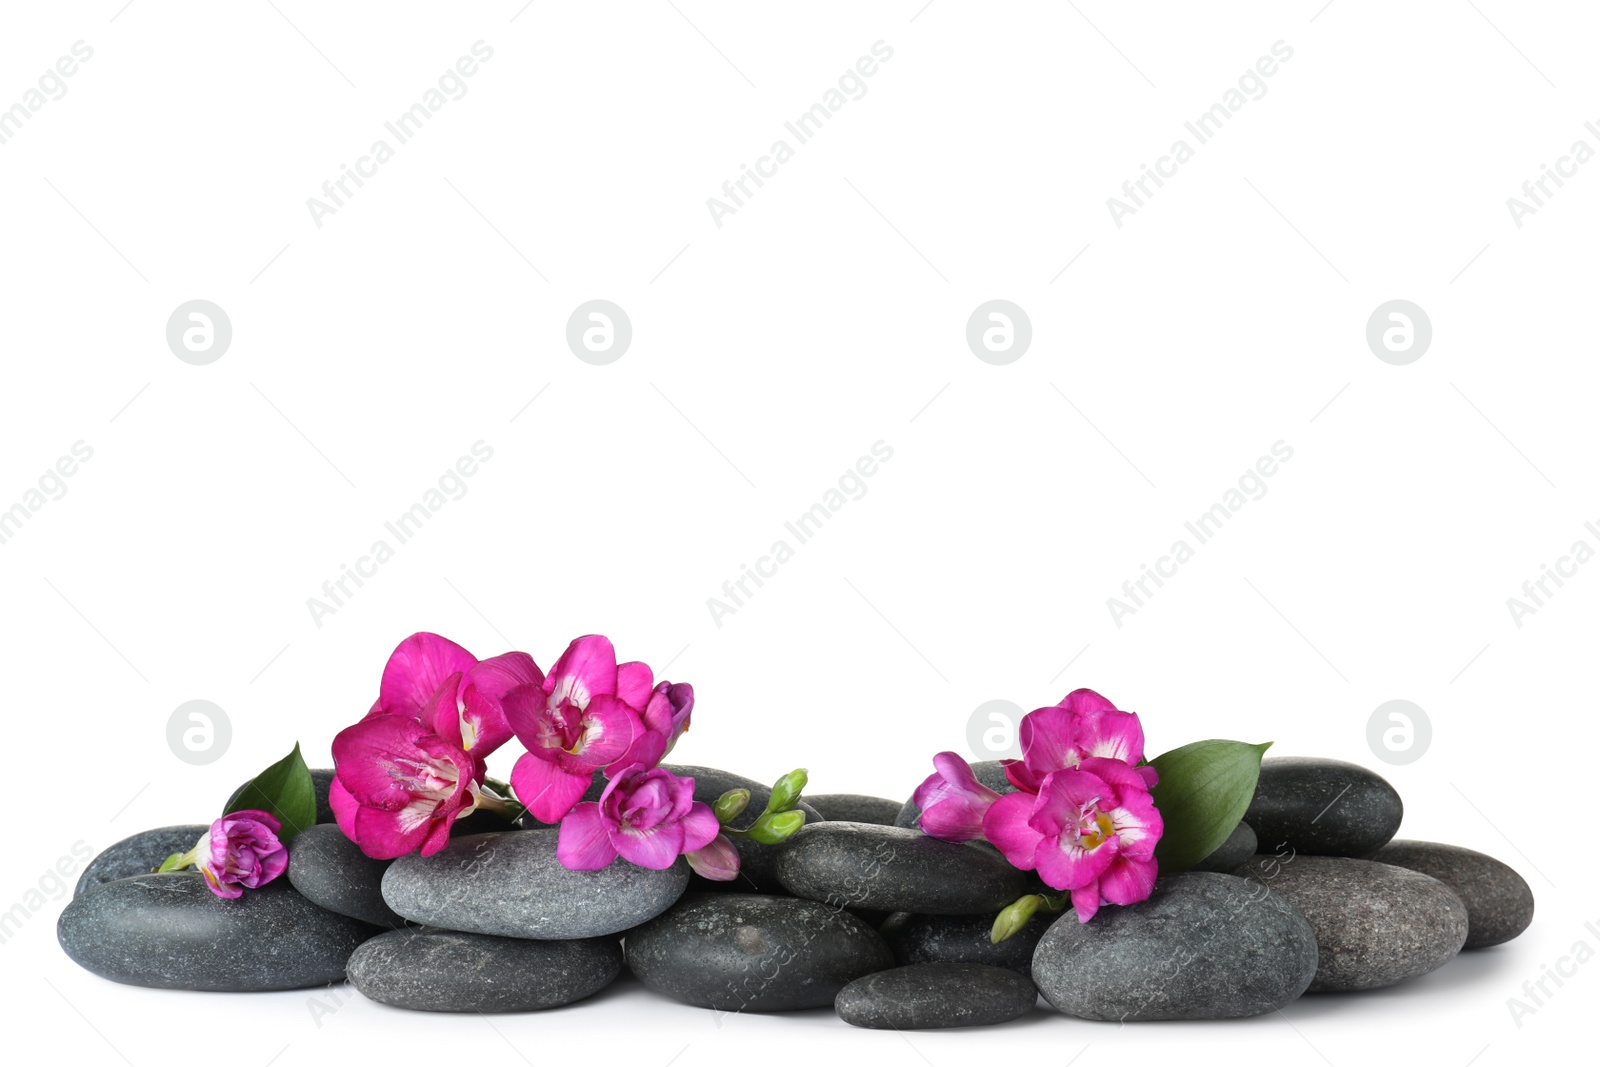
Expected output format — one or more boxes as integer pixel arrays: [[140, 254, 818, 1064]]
[[713, 788, 752, 824], [744, 808, 806, 845], [765, 768, 809, 815], [990, 894, 1044, 944]]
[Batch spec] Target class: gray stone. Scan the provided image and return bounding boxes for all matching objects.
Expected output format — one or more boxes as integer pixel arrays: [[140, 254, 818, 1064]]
[[836, 963, 1037, 1029], [894, 759, 1017, 829], [382, 828, 689, 939], [347, 926, 621, 1012], [582, 764, 824, 893], [1233, 855, 1468, 991], [624, 892, 894, 1011], [1245, 757, 1402, 856], [1192, 820, 1258, 873], [225, 767, 338, 829], [880, 909, 1056, 978], [75, 825, 209, 897], [287, 824, 404, 927], [1364, 840, 1533, 949], [1032, 872, 1318, 1020], [776, 823, 1029, 915], [57, 873, 377, 991], [807, 794, 903, 826]]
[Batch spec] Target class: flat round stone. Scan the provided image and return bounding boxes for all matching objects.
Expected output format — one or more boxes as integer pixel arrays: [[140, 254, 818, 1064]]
[[807, 794, 903, 827], [894, 759, 1017, 829], [881, 909, 1056, 978], [1245, 757, 1402, 855], [287, 824, 403, 927], [1233, 855, 1468, 991], [348, 927, 621, 1011], [1192, 820, 1258, 873], [75, 825, 209, 897], [836, 963, 1037, 1029], [382, 828, 689, 939], [1032, 872, 1318, 1020], [625, 892, 894, 1011], [58, 873, 377, 991], [775, 823, 1029, 915], [1364, 840, 1534, 948]]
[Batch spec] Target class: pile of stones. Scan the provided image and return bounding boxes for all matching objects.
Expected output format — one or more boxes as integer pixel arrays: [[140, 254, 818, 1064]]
[[58, 757, 1533, 1027]]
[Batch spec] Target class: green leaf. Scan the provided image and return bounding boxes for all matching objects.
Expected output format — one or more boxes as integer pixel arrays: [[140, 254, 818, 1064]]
[[1148, 739, 1272, 874], [224, 742, 317, 845]]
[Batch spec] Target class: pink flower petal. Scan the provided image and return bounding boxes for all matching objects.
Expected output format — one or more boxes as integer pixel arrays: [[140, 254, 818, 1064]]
[[545, 635, 618, 707], [1035, 832, 1117, 892], [1001, 757, 1045, 794], [1018, 707, 1082, 779], [981, 791, 1045, 870], [614, 820, 686, 869], [511, 751, 593, 824], [329, 778, 360, 839], [1030, 768, 1112, 838], [685, 834, 740, 881], [376, 632, 476, 718], [333, 715, 433, 806], [499, 683, 546, 751], [1075, 709, 1147, 765], [557, 803, 618, 870], [615, 660, 654, 709], [1070, 883, 1102, 923], [678, 802, 722, 853], [1056, 687, 1118, 716], [350, 804, 429, 859], [1098, 855, 1158, 906]]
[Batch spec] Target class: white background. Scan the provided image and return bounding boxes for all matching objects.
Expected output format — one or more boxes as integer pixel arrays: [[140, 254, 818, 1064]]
[[4, 2, 1595, 1063]]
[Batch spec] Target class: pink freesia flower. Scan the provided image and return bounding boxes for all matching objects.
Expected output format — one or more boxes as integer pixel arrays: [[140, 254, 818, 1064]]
[[983, 756, 1163, 922], [912, 751, 1003, 842], [504, 635, 644, 824], [1004, 688, 1158, 793], [364, 632, 531, 759], [557, 764, 721, 870], [332, 673, 485, 858], [194, 811, 288, 899]]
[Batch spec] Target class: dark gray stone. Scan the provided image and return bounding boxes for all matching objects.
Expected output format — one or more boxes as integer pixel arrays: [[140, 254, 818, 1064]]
[[625, 892, 894, 1011], [1233, 855, 1468, 991], [1364, 840, 1533, 949], [1245, 757, 1402, 856], [75, 825, 209, 897], [880, 909, 1056, 978], [57, 873, 377, 991], [382, 829, 689, 939], [225, 767, 338, 829], [775, 823, 1029, 915], [1032, 872, 1318, 1020], [1192, 820, 1258, 873], [347, 926, 622, 1011], [287, 824, 404, 928], [807, 794, 903, 827], [836, 963, 1037, 1029], [894, 760, 1017, 830], [582, 764, 824, 893]]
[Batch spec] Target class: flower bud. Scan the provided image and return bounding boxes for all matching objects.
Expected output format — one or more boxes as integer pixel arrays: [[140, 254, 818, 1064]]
[[744, 808, 806, 845], [991, 894, 1044, 944], [713, 788, 751, 824], [685, 834, 741, 881], [765, 768, 809, 815]]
